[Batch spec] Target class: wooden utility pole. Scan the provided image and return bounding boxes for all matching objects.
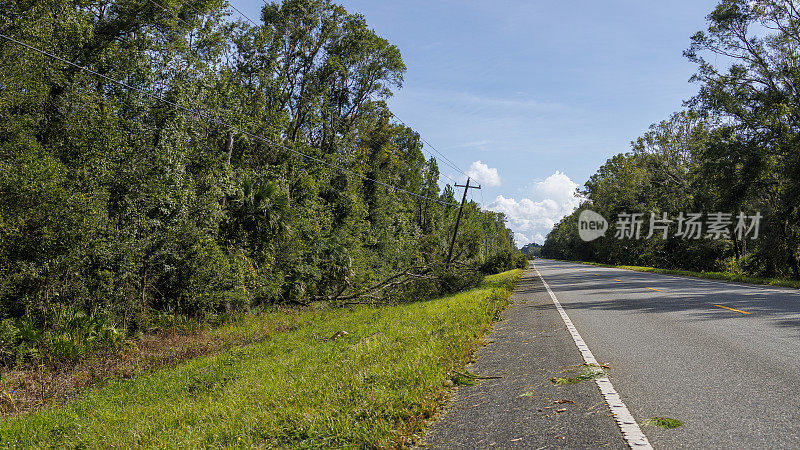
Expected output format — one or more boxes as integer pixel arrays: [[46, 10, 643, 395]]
[[446, 177, 481, 268]]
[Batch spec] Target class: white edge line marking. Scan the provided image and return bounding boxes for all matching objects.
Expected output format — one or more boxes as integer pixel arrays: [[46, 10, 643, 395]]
[[534, 263, 653, 449]]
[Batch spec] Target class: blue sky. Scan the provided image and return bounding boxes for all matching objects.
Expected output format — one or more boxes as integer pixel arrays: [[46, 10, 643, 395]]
[[240, 0, 721, 245]]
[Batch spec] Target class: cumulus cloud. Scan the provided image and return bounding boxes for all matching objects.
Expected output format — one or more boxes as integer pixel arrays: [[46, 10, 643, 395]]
[[534, 171, 579, 206], [488, 171, 580, 247], [466, 161, 501, 187]]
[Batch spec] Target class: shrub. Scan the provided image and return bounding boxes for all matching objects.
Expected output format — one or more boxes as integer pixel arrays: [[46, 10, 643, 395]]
[[479, 249, 527, 274]]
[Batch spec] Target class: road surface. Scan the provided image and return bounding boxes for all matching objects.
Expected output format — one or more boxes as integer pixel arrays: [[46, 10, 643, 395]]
[[424, 260, 800, 448], [533, 259, 800, 448]]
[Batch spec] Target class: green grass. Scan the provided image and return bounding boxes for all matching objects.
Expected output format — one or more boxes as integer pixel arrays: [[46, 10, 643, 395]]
[[550, 364, 606, 385], [641, 416, 684, 429], [0, 270, 522, 449], [554, 259, 800, 290], [449, 371, 479, 386]]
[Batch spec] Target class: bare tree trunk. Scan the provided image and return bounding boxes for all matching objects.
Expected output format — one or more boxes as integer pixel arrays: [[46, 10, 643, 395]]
[[224, 131, 234, 166]]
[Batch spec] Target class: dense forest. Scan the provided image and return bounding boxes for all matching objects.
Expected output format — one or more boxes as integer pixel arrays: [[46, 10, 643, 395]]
[[543, 0, 800, 279], [0, 0, 523, 362], [520, 242, 541, 257]]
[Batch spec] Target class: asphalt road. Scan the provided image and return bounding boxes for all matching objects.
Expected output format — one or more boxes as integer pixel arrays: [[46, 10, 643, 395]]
[[422, 268, 627, 449], [533, 259, 800, 449]]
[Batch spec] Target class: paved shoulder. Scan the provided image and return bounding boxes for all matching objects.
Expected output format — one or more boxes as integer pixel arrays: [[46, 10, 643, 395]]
[[421, 270, 626, 449]]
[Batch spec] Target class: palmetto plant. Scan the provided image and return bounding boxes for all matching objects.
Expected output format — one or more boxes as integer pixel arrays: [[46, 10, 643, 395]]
[[227, 175, 288, 247]]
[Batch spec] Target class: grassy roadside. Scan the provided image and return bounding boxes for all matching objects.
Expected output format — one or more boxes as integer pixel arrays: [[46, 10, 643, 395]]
[[553, 259, 800, 290], [0, 269, 522, 448], [0, 307, 322, 418]]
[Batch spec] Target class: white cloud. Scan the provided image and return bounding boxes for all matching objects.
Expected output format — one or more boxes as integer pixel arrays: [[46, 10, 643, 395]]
[[488, 171, 581, 247], [454, 92, 572, 114], [454, 139, 492, 149], [534, 171, 579, 206], [467, 160, 502, 187]]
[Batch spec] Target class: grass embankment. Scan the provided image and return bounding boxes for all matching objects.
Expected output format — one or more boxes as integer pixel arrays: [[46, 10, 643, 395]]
[[0, 269, 522, 448], [559, 260, 800, 290], [0, 309, 321, 417]]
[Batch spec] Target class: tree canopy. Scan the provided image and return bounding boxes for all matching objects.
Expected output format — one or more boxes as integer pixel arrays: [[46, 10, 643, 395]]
[[0, 0, 522, 360], [543, 0, 800, 279]]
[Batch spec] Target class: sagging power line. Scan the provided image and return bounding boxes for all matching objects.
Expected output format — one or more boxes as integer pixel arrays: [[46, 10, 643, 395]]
[[370, 95, 475, 184], [226, 0, 258, 27], [0, 32, 459, 207], [224, 0, 481, 190]]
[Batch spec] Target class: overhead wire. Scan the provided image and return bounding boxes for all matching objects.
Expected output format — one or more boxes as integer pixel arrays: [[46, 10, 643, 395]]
[[171, 0, 456, 211], [146, 0, 194, 28], [226, 0, 259, 27], [371, 95, 475, 185], [222, 1, 481, 191], [177, 0, 459, 203], [141, 0, 234, 130], [0, 32, 459, 207], [216, 3, 450, 200], [16, 0, 480, 208]]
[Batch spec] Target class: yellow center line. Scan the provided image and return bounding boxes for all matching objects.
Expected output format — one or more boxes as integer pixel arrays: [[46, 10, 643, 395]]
[[646, 287, 662, 292], [613, 279, 622, 282], [714, 304, 752, 315]]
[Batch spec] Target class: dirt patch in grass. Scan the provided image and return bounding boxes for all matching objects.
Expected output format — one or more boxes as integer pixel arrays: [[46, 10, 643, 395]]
[[0, 308, 307, 418]]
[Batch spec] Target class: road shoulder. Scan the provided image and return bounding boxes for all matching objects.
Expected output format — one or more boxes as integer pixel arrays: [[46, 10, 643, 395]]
[[420, 269, 626, 449]]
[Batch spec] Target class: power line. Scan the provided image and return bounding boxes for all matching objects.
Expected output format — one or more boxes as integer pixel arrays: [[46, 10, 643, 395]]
[[394, 112, 471, 187], [435, 168, 462, 188], [145, 0, 473, 200], [0, 33, 459, 207], [146, 0, 193, 29], [379, 102, 474, 183], [226, 1, 259, 27], [190, 0, 467, 197], [139, 1, 234, 133], [363, 95, 468, 185], [182, 0, 205, 18], [365, 93, 476, 184], [223, 1, 478, 189]]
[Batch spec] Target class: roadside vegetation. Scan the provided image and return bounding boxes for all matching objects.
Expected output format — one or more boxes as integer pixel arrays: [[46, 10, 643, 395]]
[[0, 0, 524, 372], [0, 307, 316, 417], [550, 364, 607, 386], [0, 270, 521, 448], [520, 243, 542, 258], [542, 1, 800, 281], [641, 417, 684, 429]]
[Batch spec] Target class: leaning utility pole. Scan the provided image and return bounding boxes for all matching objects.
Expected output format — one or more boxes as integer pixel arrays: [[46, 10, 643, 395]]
[[446, 177, 481, 268]]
